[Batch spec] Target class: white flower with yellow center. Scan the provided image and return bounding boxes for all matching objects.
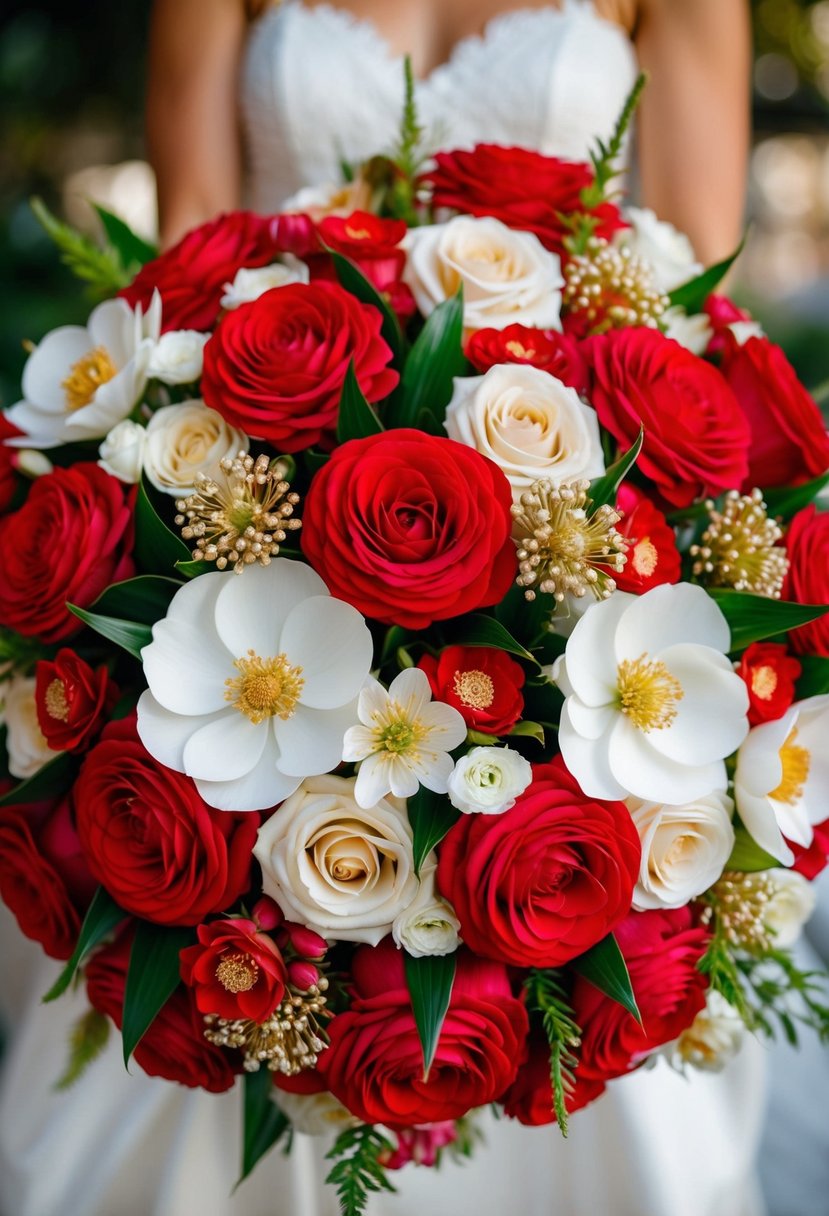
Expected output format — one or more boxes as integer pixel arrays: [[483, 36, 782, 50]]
[[6, 292, 161, 449], [342, 668, 467, 810], [553, 583, 749, 804], [136, 559, 373, 812], [734, 693, 829, 865]]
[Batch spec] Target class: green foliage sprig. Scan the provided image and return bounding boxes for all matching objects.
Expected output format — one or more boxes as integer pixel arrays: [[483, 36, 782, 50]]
[[524, 969, 582, 1137], [384, 56, 428, 224], [325, 1125, 396, 1216], [55, 1007, 110, 1090], [30, 197, 131, 298]]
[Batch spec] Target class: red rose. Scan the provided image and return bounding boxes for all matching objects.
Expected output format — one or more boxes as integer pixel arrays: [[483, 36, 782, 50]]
[[319, 941, 528, 1125], [0, 464, 134, 643], [783, 506, 829, 656], [417, 645, 525, 735], [86, 928, 237, 1093], [35, 649, 118, 753], [614, 484, 681, 594], [437, 759, 641, 967], [573, 907, 710, 1081], [201, 283, 398, 451], [502, 1033, 605, 1126], [789, 817, 829, 880], [0, 794, 96, 959], [426, 145, 625, 256], [301, 430, 516, 628], [180, 918, 288, 1022], [465, 324, 589, 394], [74, 717, 259, 925], [585, 329, 750, 507], [120, 211, 283, 332], [317, 211, 407, 291], [0, 443, 19, 513], [719, 336, 829, 490], [737, 642, 802, 726]]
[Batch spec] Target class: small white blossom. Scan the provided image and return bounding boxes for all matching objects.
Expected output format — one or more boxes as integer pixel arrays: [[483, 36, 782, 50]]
[[763, 868, 816, 948], [392, 862, 461, 957], [221, 260, 309, 309], [447, 746, 532, 815], [147, 329, 209, 384], [98, 419, 147, 483]]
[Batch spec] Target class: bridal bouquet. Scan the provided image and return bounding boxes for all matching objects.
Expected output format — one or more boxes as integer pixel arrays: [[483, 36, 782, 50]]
[[2, 76, 829, 1213]]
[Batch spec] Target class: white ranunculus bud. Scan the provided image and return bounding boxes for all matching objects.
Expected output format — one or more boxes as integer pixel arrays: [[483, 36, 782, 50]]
[[392, 862, 461, 957], [147, 330, 209, 385], [763, 868, 816, 948], [98, 419, 147, 483], [662, 308, 713, 356], [447, 746, 533, 815], [666, 990, 745, 1074], [221, 260, 310, 309], [5, 676, 56, 779], [12, 449, 54, 478], [621, 207, 702, 293], [627, 790, 736, 910], [142, 400, 248, 495], [272, 1088, 360, 1136]]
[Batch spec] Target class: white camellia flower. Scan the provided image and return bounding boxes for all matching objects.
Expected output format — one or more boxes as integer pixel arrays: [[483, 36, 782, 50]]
[[447, 745, 533, 815], [6, 292, 161, 448], [621, 207, 702, 293], [627, 790, 736, 910], [253, 774, 418, 945], [272, 1088, 360, 1136], [142, 400, 248, 495], [763, 868, 816, 948], [5, 676, 56, 779], [221, 259, 310, 309], [403, 215, 563, 333], [734, 694, 829, 865], [553, 583, 749, 804], [664, 990, 744, 1075], [392, 861, 461, 957], [444, 364, 604, 496], [342, 668, 467, 810], [98, 418, 147, 483], [137, 560, 373, 812], [146, 329, 209, 384]]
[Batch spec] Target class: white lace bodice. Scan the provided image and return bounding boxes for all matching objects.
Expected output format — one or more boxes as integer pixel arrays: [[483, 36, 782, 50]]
[[240, 0, 638, 212]]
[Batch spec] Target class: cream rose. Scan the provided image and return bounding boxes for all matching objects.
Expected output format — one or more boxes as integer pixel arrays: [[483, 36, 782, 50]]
[[621, 207, 702, 293], [253, 774, 419, 945], [447, 746, 533, 816], [627, 790, 736, 910], [5, 676, 56, 779], [98, 419, 147, 483], [391, 862, 461, 957], [763, 868, 816, 948], [147, 330, 209, 385], [272, 1088, 360, 1136], [403, 216, 563, 333], [445, 364, 604, 494], [221, 260, 310, 309], [142, 400, 248, 495]]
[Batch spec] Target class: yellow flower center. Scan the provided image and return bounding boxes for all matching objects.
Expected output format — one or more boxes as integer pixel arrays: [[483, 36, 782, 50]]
[[225, 650, 304, 725], [750, 665, 778, 702], [44, 678, 70, 722], [770, 727, 810, 806], [452, 669, 495, 711], [62, 346, 117, 412], [631, 537, 658, 579], [379, 718, 424, 754], [505, 339, 533, 359], [215, 951, 260, 993], [345, 223, 372, 240], [616, 653, 684, 732]]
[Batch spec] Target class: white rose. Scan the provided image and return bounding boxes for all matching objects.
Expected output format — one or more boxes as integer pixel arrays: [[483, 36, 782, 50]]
[[763, 868, 816, 948], [403, 216, 563, 333], [147, 330, 209, 385], [447, 746, 533, 815], [445, 364, 604, 495], [142, 400, 248, 495], [627, 790, 736, 910], [98, 419, 147, 483], [662, 308, 713, 357], [221, 260, 310, 309], [392, 862, 461, 957], [621, 207, 702, 293], [665, 990, 744, 1074], [5, 676, 56, 779], [253, 774, 419, 945], [272, 1088, 360, 1136]]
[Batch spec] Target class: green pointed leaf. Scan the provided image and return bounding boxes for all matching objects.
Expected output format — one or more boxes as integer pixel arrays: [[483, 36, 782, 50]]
[[494, 582, 555, 650], [727, 827, 779, 873], [336, 361, 384, 444], [93, 204, 158, 267], [442, 614, 537, 666], [134, 479, 192, 575], [407, 786, 461, 875], [668, 238, 745, 314], [304, 448, 330, 475], [573, 933, 641, 1023], [380, 625, 417, 665], [466, 730, 498, 746], [238, 1067, 290, 1188], [509, 720, 546, 744], [707, 589, 829, 651], [175, 558, 214, 580], [589, 428, 644, 509], [392, 290, 467, 432], [331, 251, 403, 363], [404, 951, 457, 1079], [66, 605, 152, 660], [43, 887, 124, 1003], [796, 655, 829, 699], [123, 921, 193, 1065], [763, 470, 829, 521], [0, 751, 77, 808], [92, 575, 181, 625]]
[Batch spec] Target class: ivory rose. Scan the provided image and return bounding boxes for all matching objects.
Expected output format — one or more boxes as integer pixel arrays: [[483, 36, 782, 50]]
[[142, 400, 248, 495], [98, 419, 146, 483], [627, 790, 736, 910], [4, 676, 56, 779], [391, 862, 461, 958], [147, 329, 209, 384], [763, 868, 816, 948]]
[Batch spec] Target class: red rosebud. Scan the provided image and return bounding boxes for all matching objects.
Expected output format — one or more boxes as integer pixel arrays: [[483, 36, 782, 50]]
[[35, 649, 118, 753], [252, 895, 284, 931], [417, 644, 525, 735], [180, 918, 288, 1022], [465, 324, 589, 394], [737, 642, 802, 726], [614, 484, 681, 594], [783, 506, 829, 657], [287, 960, 320, 990], [282, 923, 328, 960]]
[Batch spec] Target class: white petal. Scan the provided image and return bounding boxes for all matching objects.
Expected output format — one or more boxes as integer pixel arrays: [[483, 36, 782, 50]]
[[88, 298, 135, 364], [615, 584, 731, 662], [142, 617, 231, 715], [387, 668, 432, 717], [418, 701, 468, 749], [4, 400, 65, 448], [342, 724, 378, 763], [183, 710, 269, 781], [275, 700, 359, 777], [280, 597, 372, 708], [195, 730, 299, 812], [558, 700, 624, 799], [645, 644, 749, 765], [564, 697, 617, 741], [354, 754, 393, 807], [357, 677, 390, 725], [561, 593, 634, 706], [136, 691, 224, 772], [412, 750, 455, 794], [214, 559, 328, 659], [21, 327, 92, 407], [735, 787, 795, 865], [607, 716, 727, 804]]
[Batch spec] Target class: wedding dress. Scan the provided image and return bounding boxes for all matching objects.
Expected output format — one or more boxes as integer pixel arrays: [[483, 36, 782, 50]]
[[0, 4, 769, 1215]]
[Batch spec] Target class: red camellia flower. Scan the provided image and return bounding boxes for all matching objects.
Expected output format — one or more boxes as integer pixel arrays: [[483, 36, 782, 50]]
[[783, 506, 829, 657], [437, 759, 641, 967], [180, 918, 288, 1022], [426, 145, 625, 256], [585, 329, 751, 507], [719, 335, 829, 490], [0, 464, 133, 643], [573, 907, 710, 1082], [502, 1033, 606, 1126], [319, 940, 528, 1125], [120, 211, 283, 332], [301, 429, 515, 628], [789, 817, 829, 881], [86, 928, 237, 1093], [417, 645, 525, 735], [614, 484, 681, 594], [201, 282, 398, 451], [737, 642, 802, 726], [317, 211, 407, 288], [74, 717, 259, 925], [35, 649, 119, 753], [465, 324, 589, 394]]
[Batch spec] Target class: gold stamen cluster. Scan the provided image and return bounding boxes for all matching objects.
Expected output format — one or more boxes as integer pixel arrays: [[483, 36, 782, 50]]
[[204, 978, 331, 1075], [225, 650, 305, 724], [62, 346, 117, 412], [215, 951, 260, 994], [175, 452, 301, 573], [511, 479, 628, 603], [690, 489, 788, 598], [562, 237, 670, 335], [453, 669, 495, 710], [617, 653, 684, 732], [44, 679, 70, 722], [699, 871, 779, 954]]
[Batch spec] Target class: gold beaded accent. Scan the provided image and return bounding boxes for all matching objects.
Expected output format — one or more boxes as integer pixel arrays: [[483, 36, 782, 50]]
[[44, 679, 70, 722], [699, 871, 779, 954], [562, 237, 670, 335], [453, 669, 495, 710], [616, 653, 684, 732], [203, 978, 331, 1075], [215, 952, 260, 994], [689, 489, 788, 598], [225, 650, 305, 725], [62, 347, 117, 412]]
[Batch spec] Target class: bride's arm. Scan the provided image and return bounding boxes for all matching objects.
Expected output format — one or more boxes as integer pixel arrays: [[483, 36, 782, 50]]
[[634, 0, 751, 264], [146, 0, 249, 249]]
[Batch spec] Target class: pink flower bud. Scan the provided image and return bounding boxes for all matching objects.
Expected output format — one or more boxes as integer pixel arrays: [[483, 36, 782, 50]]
[[287, 960, 320, 990], [252, 896, 284, 932], [283, 922, 327, 959]]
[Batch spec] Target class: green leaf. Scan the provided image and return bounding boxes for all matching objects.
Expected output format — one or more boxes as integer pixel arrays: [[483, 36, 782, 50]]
[[30, 196, 129, 296], [392, 290, 467, 432], [494, 582, 555, 650], [304, 448, 330, 476], [441, 614, 538, 665], [668, 238, 745, 314], [238, 1067, 290, 1188], [573, 933, 641, 1023], [326, 1125, 396, 1216], [524, 969, 581, 1136], [589, 428, 644, 509], [466, 730, 498, 746], [796, 655, 829, 699], [92, 575, 181, 625], [727, 827, 779, 873], [55, 1007, 111, 1090], [763, 470, 829, 521], [43, 887, 124, 1003], [93, 204, 158, 267], [331, 251, 403, 363], [175, 558, 214, 580], [0, 751, 76, 808], [122, 922, 193, 1065], [66, 605, 152, 660], [134, 479, 192, 575], [707, 589, 829, 651], [380, 625, 417, 665], [336, 361, 384, 444], [509, 720, 546, 744], [407, 786, 461, 874], [404, 951, 457, 1079]]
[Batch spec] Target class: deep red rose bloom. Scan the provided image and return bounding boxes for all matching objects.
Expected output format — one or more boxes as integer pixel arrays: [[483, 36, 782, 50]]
[[502, 1033, 606, 1126], [418, 645, 525, 735], [437, 759, 641, 968], [465, 324, 589, 394], [0, 464, 133, 643], [201, 282, 398, 451], [573, 907, 710, 1081], [585, 329, 750, 507], [86, 928, 237, 1093], [0, 795, 96, 959], [35, 649, 118, 753], [301, 429, 516, 628], [0, 442, 19, 512], [789, 817, 829, 881], [614, 484, 681, 594], [426, 145, 625, 256], [319, 941, 528, 1125], [783, 506, 829, 657], [74, 717, 259, 925], [180, 918, 288, 1022], [737, 642, 802, 726], [719, 336, 829, 490], [317, 211, 407, 289], [120, 211, 283, 332]]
